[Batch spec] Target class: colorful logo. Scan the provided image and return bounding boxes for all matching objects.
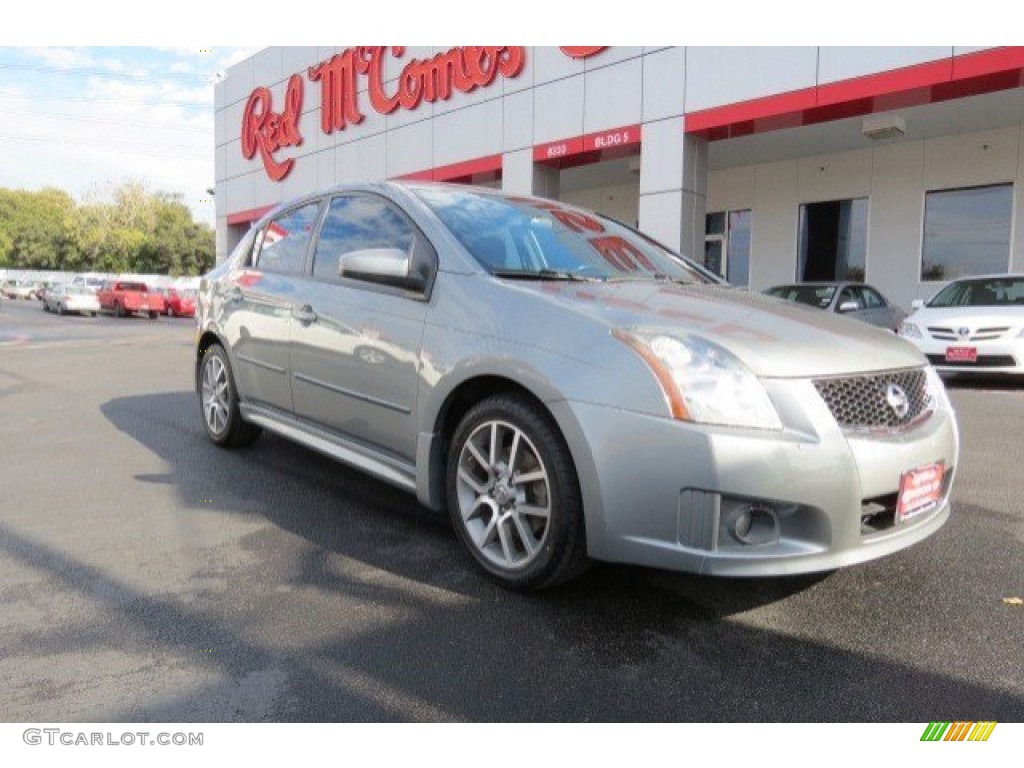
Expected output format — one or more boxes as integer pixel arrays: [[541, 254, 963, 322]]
[[921, 721, 997, 741]]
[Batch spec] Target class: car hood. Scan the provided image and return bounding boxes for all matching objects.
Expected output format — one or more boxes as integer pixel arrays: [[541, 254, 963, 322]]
[[515, 280, 926, 378], [907, 305, 1024, 329]]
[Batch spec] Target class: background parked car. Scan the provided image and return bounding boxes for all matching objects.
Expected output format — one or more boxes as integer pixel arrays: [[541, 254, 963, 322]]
[[763, 282, 906, 331], [898, 274, 1024, 376], [158, 287, 197, 317], [43, 284, 100, 316], [1, 279, 36, 300], [97, 280, 165, 318], [70, 275, 106, 294]]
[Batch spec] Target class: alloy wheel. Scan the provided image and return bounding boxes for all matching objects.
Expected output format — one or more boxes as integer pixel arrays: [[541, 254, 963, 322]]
[[455, 419, 552, 570], [201, 354, 230, 436]]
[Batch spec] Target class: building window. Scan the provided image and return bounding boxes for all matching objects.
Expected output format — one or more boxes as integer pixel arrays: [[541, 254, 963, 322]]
[[921, 184, 1013, 281], [797, 198, 867, 282], [704, 210, 750, 286]]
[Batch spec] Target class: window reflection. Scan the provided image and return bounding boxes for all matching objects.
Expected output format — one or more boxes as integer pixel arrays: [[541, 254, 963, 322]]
[[921, 184, 1012, 281]]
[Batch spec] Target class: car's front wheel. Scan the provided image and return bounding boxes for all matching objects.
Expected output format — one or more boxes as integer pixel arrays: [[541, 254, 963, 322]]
[[446, 394, 587, 590], [198, 344, 262, 448]]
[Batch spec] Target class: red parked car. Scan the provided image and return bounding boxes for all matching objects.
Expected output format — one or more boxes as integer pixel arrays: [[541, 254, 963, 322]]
[[162, 287, 197, 317]]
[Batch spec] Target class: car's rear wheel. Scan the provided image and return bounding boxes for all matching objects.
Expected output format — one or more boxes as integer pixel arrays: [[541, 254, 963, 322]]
[[148, 310, 158, 319], [199, 344, 262, 448], [113, 302, 123, 317], [57, 303, 65, 316], [446, 394, 587, 590]]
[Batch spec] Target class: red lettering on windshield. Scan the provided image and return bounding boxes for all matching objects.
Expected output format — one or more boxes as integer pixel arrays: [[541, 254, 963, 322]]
[[589, 236, 656, 272]]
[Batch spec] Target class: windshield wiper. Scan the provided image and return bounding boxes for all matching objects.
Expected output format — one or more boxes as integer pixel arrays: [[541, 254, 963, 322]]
[[491, 269, 602, 282], [605, 273, 689, 284]]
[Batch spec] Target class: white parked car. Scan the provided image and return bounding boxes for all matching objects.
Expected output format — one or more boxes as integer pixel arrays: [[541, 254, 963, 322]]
[[43, 284, 100, 316], [899, 274, 1024, 376]]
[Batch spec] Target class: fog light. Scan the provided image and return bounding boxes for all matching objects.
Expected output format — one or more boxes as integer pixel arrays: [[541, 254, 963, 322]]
[[732, 504, 780, 546]]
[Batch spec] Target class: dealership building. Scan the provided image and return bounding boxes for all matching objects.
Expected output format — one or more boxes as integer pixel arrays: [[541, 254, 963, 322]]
[[214, 46, 1024, 309]]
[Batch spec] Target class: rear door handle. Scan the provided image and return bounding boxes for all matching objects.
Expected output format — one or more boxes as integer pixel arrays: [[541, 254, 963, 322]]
[[292, 304, 318, 324]]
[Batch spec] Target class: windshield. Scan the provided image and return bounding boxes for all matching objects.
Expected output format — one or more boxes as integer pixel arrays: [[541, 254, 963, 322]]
[[414, 186, 720, 284], [765, 284, 837, 309], [927, 277, 1024, 307]]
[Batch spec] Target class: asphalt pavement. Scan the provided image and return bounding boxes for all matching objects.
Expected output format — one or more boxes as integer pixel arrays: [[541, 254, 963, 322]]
[[1, 297, 1022, 722]]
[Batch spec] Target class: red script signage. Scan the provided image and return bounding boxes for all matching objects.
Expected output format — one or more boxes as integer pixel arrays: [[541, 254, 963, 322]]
[[309, 46, 525, 134], [241, 74, 304, 181], [240, 47, 606, 181]]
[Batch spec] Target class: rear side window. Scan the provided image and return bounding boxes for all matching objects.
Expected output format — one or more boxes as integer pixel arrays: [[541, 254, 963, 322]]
[[861, 287, 885, 308], [255, 202, 321, 275], [312, 195, 415, 281]]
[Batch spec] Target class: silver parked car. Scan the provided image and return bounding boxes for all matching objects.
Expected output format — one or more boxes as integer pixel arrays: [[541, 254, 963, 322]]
[[196, 183, 958, 589], [763, 282, 906, 331], [43, 284, 100, 316]]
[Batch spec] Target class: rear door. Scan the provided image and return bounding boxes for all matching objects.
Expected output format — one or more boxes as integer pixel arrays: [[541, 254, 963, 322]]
[[289, 193, 436, 462], [861, 285, 903, 330], [221, 200, 322, 413]]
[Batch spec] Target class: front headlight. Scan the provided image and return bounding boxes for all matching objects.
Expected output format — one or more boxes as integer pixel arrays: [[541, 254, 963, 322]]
[[899, 322, 922, 339], [924, 365, 952, 413], [613, 329, 782, 430]]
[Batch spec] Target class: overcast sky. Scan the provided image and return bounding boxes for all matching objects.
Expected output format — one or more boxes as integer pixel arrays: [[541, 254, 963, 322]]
[[0, 46, 258, 227]]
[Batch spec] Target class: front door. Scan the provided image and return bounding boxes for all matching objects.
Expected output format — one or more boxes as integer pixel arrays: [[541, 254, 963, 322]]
[[289, 194, 432, 463]]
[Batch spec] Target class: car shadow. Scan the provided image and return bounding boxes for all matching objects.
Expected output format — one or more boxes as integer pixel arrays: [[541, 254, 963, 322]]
[[71, 390, 1024, 721]]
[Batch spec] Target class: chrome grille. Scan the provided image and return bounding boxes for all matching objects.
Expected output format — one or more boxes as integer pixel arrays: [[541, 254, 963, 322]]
[[927, 325, 1010, 341], [813, 368, 931, 429]]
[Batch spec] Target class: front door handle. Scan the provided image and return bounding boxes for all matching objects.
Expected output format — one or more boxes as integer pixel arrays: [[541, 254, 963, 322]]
[[292, 304, 318, 324]]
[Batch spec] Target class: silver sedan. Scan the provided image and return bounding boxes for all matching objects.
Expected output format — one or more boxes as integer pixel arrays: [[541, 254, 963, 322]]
[[43, 285, 100, 316], [763, 282, 906, 331], [195, 183, 958, 589]]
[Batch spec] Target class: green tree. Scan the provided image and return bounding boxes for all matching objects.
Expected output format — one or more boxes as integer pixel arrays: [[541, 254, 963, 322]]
[[0, 182, 213, 276]]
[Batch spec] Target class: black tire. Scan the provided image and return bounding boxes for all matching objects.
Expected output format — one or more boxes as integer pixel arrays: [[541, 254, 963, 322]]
[[148, 310, 158, 319], [113, 302, 123, 318], [198, 344, 262, 448], [57, 303, 65, 316], [446, 394, 588, 590]]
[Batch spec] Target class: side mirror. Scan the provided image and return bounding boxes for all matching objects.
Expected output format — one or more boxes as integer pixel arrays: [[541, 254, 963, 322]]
[[911, 299, 925, 309], [837, 301, 859, 313], [339, 247, 425, 291]]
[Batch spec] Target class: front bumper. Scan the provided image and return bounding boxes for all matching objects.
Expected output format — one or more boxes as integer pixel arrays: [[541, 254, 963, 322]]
[[906, 336, 1024, 375], [552, 377, 958, 576]]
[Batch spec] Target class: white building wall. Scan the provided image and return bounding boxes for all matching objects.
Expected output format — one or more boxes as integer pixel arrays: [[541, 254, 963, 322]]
[[214, 44, 1011, 277], [708, 125, 1024, 311], [561, 182, 641, 226], [817, 47, 952, 83]]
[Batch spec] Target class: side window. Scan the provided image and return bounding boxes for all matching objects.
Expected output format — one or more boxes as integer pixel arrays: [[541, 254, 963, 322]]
[[861, 287, 885, 308], [313, 195, 415, 281], [254, 202, 321, 275], [838, 287, 862, 310]]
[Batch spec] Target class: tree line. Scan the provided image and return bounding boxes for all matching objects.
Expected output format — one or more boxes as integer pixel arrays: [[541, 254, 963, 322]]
[[0, 182, 215, 276]]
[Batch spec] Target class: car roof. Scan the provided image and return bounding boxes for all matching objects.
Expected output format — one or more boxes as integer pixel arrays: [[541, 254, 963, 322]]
[[250, 180, 574, 229], [766, 282, 856, 289]]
